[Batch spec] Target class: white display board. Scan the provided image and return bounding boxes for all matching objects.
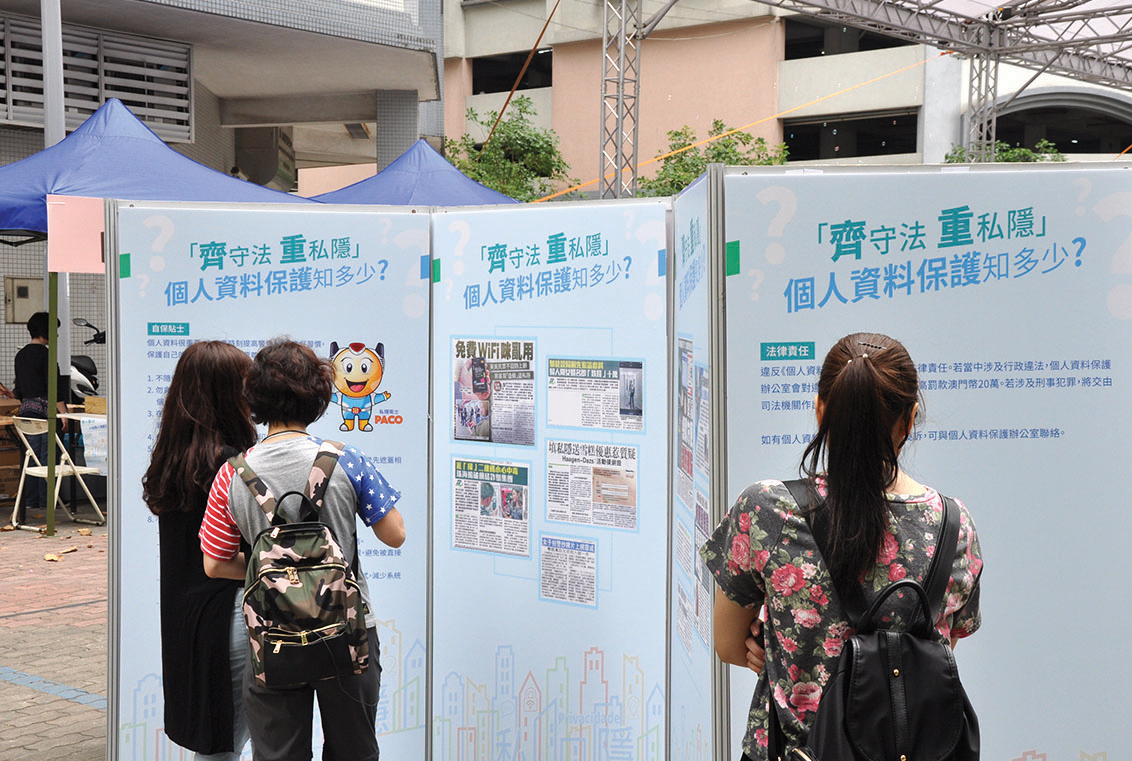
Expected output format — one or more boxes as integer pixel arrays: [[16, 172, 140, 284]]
[[670, 176, 716, 761], [721, 165, 1132, 759], [108, 202, 430, 760], [429, 199, 670, 761]]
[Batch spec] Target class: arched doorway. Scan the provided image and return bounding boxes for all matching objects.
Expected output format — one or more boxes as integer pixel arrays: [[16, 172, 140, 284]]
[[995, 89, 1132, 155]]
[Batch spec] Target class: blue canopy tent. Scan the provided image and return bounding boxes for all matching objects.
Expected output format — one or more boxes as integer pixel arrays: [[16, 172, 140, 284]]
[[0, 98, 308, 246], [313, 139, 517, 206]]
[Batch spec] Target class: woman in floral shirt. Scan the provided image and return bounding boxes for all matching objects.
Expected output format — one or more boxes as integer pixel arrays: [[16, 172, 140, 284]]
[[701, 332, 983, 761]]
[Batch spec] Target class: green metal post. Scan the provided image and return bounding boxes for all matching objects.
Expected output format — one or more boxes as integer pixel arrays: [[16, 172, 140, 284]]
[[46, 272, 58, 537]]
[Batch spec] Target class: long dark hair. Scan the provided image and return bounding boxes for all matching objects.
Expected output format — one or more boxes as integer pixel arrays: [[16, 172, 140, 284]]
[[142, 341, 258, 516], [801, 332, 920, 591]]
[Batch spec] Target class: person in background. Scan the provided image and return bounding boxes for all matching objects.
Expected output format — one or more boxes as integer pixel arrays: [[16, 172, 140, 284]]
[[701, 332, 983, 760], [200, 338, 405, 761], [13, 311, 68, 512], [142, 341, 259, 760]]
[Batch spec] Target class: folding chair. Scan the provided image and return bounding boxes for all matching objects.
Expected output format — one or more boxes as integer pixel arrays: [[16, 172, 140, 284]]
[[9, 416, 105, 530]]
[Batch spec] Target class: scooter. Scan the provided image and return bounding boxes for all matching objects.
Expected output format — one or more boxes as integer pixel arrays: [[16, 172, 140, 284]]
[[70, 318, 103, 403]]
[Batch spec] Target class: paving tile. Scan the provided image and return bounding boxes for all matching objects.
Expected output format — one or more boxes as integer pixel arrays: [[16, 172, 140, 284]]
[[0, 520, 108, 760]]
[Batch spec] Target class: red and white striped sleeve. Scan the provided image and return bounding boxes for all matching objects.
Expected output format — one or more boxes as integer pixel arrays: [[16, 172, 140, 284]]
[[200, 460, 241, 560]]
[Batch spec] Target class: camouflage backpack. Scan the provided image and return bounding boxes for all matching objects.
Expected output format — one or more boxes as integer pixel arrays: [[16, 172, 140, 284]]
[[229, 440, 370, 688]]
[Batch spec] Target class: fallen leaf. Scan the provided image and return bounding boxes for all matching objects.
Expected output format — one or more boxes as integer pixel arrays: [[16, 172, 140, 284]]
[[87, 543, 93, 548], [60, 546, 78, 555], [1, 524, 14, 531], [44, 553, 61, 562], [77, 529, 92, 536]]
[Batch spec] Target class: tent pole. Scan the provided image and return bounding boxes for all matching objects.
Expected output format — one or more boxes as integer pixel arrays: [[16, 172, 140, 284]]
[[41, 0, 71, 435], [46, 273, 58, 537]]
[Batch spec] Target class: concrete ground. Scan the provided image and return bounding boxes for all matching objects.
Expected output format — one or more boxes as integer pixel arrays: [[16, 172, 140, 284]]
[[0, 506, 108, 761]]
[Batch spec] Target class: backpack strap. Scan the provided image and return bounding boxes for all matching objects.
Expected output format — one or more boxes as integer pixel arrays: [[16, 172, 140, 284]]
[[303, 440, 365, 585], [783, 479, 868, 626], [228, 451, 280, 523], [306, 439, 344, 510], [921, 495, 961, 632], [227, 440, 344, 525]]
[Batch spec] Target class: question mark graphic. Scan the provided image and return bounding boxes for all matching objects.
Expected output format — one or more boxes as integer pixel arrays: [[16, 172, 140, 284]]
[[1072, 237, 1086, 268], [139, 215, 174, 299], [623, 256, 632, 278], [1092, 193, 1132, 274], [450, 221, 471, 259], [378, 259, 389, 280], [749, 269, 765, 302], [449, 220, 471, 277], [1093, 192, 1132, 319], [1072, 178, 1092, 218], [756, 186, 797, 265], [144, 215, 174, 252]]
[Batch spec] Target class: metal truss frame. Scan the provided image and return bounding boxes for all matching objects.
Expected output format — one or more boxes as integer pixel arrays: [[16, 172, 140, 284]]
[[760, 0, 1132, 159], [599, 0, 642, 198]]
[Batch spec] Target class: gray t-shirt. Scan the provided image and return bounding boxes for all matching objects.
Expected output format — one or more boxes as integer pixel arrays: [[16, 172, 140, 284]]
[[222, 436, 399, 629]]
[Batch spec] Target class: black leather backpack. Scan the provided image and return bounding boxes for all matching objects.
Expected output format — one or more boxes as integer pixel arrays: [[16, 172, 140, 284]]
[[770, 481, 980, 761]]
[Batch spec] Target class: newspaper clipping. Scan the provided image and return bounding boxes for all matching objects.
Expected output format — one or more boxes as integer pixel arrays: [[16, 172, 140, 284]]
[[540, 535, 598, 606], [694, 365, 711, 477], [547, 358, 644, 432], [677, 339, 695, 508], [546, 440, 638, 530], [677, 583, 694, 656], [452, 338, 536, 446], [452, 458, 530, 556], [694, 488, 712, 645]]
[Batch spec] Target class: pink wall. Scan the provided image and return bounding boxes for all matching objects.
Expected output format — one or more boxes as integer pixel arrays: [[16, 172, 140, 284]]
[[297, 163, 377, 197], [553, 17, 784, 190], [445, 58, 474, 140]]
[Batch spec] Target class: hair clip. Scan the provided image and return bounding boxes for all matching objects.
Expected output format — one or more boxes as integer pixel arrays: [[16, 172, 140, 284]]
[[858, 340, 885, 350]]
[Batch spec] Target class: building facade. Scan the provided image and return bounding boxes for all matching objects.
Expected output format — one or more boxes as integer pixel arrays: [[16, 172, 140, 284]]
[[443, 0, 1132, 187], [0, 0, 442, 389]]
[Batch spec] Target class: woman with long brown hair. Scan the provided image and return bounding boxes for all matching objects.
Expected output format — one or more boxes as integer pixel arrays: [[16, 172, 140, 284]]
[[143, 341, 258, 760], [702, 332, 984, 760]]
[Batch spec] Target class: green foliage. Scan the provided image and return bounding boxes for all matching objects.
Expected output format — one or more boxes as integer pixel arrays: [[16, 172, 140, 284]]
[[944, 138, 1066, 164], [639, 120, 789, 197], [444, 96, 576, 202]]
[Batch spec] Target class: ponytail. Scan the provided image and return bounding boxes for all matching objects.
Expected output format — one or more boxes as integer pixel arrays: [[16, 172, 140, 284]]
[[801, 333, 918, 591]]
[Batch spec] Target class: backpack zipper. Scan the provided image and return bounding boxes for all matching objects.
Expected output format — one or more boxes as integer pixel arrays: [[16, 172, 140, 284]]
[[268, 623, 346, 653], [244, 566, 362, 600]]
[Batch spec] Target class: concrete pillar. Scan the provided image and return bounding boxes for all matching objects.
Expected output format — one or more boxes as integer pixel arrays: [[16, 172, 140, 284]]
[[377, 90, 420, 170], [919, 48, 963, 163]]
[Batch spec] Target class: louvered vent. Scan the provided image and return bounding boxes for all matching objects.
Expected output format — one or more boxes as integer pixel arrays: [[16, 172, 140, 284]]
[[0, 14, 192, 142]]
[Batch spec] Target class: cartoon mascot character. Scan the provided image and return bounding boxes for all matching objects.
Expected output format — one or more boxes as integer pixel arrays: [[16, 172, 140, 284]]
[[329, 342, 391, 431]]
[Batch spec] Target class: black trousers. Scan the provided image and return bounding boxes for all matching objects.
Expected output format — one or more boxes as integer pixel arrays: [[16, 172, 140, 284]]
[[244, 628, 381, 761]]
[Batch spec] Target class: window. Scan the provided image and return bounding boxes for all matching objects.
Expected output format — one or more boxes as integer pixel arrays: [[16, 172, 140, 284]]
[[997, 106, 1132, 154], [472, 50, 551, 95], [784, 111, 918, 161], [784, 18, 912, 61]]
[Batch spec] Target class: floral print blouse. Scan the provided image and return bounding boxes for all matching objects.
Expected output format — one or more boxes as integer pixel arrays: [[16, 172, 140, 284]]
[[700, 478, 983, 760]]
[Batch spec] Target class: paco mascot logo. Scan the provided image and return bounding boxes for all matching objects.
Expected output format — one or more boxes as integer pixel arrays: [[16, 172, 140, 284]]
[[329, 341, 400, 431]]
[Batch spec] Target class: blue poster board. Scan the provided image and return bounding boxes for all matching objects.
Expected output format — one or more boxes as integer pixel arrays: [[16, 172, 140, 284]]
[[721, 165, 1132, 759], [429, 199, 670, 761], [670, 176, 717, 760], [109, 202, 430, 760]]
